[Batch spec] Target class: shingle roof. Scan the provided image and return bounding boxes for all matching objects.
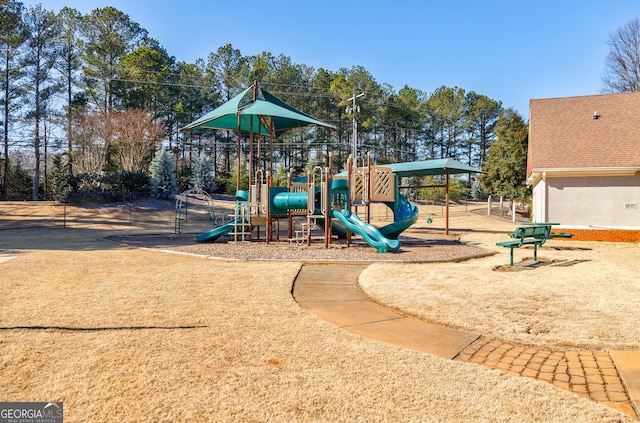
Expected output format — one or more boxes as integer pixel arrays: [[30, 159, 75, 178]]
[[527, 92, 640, 177]]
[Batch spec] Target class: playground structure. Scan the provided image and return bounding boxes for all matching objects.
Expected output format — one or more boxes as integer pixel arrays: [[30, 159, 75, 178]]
[[178, 81, 421, 253], [180, 82, 481, 252], [195, 153, 420, 253]]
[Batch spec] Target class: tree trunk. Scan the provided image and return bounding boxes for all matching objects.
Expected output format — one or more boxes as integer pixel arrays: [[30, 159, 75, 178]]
[[2, 55, 10, 200], [32, 95, 41, 200], [67, 59, 73, 174]]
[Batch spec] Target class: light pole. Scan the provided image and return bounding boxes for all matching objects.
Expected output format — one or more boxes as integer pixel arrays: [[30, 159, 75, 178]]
[[345, 92, 364, 158]]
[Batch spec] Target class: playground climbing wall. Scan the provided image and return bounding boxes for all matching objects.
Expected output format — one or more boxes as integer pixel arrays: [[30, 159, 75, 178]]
[[351, 166, 394, 203], [370, 167, 394, 202]]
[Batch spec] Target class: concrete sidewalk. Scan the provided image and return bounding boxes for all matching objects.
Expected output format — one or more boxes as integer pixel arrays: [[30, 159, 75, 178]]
[[293, 263, 640, 420]]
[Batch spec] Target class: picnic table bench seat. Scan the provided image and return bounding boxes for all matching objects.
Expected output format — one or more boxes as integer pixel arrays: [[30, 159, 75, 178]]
[[547, 231, 574, 239]]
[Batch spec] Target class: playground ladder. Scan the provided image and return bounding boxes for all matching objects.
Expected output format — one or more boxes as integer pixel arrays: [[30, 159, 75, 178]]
[[230, 202, 250, 243], [288, 216, 318, 247]]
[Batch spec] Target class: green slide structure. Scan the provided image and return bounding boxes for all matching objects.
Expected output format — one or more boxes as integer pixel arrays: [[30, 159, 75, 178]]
[[329, 179, 420, 242], [380, 193, 420, 240], [195, 218, 243, 242], [196, 190, 249, 242], [331, 209, 400, 253], [272, 178, 417, 253]]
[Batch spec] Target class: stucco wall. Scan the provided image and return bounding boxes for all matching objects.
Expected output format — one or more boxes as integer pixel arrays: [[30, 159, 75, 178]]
[[545, 174, 640, 227]]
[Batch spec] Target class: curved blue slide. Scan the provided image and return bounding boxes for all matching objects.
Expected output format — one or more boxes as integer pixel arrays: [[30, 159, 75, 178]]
[[331, 209, 400, 253], [380, 193, 420, 240], [331, 192, 419, 241]]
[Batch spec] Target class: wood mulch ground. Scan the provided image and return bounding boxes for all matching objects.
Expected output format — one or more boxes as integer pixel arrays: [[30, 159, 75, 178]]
[[106, 229, 492, 263]]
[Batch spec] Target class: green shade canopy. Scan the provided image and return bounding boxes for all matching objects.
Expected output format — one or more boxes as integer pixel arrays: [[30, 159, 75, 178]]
[[179, 86, 253, 133], [180, 85, 336, 138], [385, 158, 483, 177], [339, 158, 483, 178]]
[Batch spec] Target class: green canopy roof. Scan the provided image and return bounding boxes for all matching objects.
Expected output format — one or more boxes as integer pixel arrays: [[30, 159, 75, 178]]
[[179, 86, 253, 133], [385, 158, 483, 177], [180, 85, 336, 138], [339, 158, 482, 177]]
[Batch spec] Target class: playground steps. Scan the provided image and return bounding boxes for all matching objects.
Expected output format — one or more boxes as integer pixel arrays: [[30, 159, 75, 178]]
[[288, 220, 317, 247]]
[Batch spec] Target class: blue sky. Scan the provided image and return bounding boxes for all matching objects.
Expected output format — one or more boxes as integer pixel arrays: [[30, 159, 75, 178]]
[[35, 0, 639, 117]]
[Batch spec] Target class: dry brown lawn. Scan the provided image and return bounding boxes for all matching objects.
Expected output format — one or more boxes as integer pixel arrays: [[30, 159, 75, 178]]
[[0, 200, 636, 422]]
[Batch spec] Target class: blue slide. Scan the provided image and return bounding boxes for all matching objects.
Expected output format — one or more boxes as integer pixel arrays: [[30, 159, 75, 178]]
[[195, 218, 243, 242], [331, 209, 400, 253], [331, 192, 419, 241], [380, 193, 420, 240]]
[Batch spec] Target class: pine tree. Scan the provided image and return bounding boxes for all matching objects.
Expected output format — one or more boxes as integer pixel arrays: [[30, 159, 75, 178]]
[[80, 6, 147, 114], [55, 7, 84, 175], [190, 153, 216, 192], [480, 108, 529, 200], [49, 153, 71, 202], [24, 4, 59, 200], [149, 145, 177, 199], [0, 0, 28, 199], [7, 160, 33, 195], [471, 178, 487, 200], [273, 158, 288, 187]]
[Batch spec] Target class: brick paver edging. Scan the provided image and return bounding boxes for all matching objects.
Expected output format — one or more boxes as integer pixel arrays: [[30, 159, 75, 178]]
[[455, 337, 635, 417]]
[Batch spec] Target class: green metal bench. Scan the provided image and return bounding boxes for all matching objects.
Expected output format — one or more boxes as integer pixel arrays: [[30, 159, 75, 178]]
[[497, 223, 574, 266]]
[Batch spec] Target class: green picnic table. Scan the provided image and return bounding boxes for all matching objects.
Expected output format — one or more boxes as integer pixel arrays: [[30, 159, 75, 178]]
[[496, 223, 573, 266]]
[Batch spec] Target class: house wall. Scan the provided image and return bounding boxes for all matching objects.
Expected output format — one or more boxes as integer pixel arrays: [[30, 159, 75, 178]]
[[545, 174, 640, 227], [531, 179, 547, 223]]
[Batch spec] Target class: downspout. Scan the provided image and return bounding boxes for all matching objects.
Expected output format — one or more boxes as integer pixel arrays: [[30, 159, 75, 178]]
[[445, 168, 450, 235]]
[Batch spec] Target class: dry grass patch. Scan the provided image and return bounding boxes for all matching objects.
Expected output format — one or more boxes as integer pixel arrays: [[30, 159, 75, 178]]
[[1, 246, 633, 422]]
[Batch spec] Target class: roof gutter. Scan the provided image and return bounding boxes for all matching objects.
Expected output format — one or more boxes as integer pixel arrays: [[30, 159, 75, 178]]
[[528, 166, 640, 186]]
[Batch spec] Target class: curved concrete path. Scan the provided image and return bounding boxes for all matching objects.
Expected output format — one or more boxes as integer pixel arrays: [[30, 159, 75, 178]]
[[293, 263, 640, 420]]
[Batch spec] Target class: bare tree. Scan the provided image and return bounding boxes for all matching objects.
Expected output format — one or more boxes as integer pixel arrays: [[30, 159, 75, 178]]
[[70, 109, 107, 174], [107, 109, 163, 172], [602, 17, 640, 93]]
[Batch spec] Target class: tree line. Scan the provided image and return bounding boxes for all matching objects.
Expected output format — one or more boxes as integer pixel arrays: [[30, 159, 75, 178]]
[[1, 1, 533, 202]]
